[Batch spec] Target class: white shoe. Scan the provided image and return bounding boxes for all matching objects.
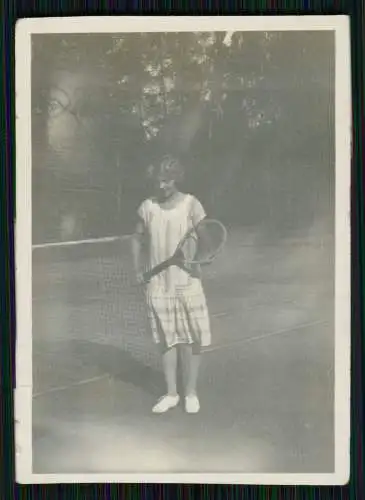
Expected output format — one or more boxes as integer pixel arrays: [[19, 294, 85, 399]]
[[185, 394, 200, 414], [152, 394, 180, 414]]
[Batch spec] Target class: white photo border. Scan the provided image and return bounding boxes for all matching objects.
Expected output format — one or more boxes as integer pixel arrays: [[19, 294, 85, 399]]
[[15, 15, 351, 485]]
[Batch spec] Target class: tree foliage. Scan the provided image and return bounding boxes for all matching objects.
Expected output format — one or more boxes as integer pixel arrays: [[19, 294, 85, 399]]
[[33, 31, 331, 146], [31, 31, 334, 241]]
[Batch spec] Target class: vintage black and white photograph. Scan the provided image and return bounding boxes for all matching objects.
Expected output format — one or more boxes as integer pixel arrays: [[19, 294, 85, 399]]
[[15, 17, 351, 484]]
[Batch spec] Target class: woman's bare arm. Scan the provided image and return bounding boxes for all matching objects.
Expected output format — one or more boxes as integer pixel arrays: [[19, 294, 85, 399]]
[[131, 220, 145, 282]]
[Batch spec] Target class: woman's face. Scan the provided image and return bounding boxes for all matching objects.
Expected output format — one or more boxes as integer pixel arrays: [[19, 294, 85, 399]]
[[156, 174, 177, 200]]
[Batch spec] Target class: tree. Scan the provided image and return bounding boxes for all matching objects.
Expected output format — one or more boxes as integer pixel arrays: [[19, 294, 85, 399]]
[[31, 31, 334, 242]]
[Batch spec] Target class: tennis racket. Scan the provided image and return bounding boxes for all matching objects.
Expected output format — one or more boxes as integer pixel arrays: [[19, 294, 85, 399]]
[[142, 218, 227, 284]]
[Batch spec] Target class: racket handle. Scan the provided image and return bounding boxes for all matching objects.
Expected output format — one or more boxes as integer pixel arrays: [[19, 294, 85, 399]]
[[143, 258, 174, 283]]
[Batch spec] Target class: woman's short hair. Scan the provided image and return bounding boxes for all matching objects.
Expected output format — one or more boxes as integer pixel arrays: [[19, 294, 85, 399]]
[[147, 155, 184, 183]]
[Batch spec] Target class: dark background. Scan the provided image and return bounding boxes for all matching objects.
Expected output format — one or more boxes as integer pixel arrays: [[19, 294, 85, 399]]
[[31, 31, 334, 245], [1, 0, 362, 494]]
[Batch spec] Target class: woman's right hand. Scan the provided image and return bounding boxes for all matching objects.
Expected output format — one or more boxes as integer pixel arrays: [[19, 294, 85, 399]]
[[136, 271, 145, 285]]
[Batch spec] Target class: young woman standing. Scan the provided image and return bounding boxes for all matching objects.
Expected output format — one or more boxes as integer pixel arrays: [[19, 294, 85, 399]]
[[132, 156, 211, 414]]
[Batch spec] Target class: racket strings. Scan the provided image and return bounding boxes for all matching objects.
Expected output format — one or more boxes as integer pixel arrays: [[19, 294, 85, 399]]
[[180, 220, 227, 264], [180, 232, 198, 262]]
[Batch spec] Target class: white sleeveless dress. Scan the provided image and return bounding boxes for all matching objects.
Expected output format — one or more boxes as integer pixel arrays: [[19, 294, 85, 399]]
[[137, 193, 211, 349]]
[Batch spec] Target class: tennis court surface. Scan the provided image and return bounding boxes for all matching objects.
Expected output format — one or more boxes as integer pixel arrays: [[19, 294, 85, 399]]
[[32, 228, 334, 474]]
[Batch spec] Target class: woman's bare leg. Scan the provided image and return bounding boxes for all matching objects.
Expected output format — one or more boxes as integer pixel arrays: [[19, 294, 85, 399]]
[[179, 344, 201, 396], [152, 346, 180, 413], [162, 346, 178, 396]]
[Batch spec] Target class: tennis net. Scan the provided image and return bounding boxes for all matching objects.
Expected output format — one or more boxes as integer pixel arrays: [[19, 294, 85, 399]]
[[32, 235, 161, 370]]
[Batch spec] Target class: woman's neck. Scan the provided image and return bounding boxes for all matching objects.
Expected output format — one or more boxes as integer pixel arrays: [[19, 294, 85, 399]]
[[157, 191, 185, 209]]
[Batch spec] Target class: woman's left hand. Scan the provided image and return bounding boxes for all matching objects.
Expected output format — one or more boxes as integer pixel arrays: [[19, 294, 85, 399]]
[[182, 261, 202, 279]]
